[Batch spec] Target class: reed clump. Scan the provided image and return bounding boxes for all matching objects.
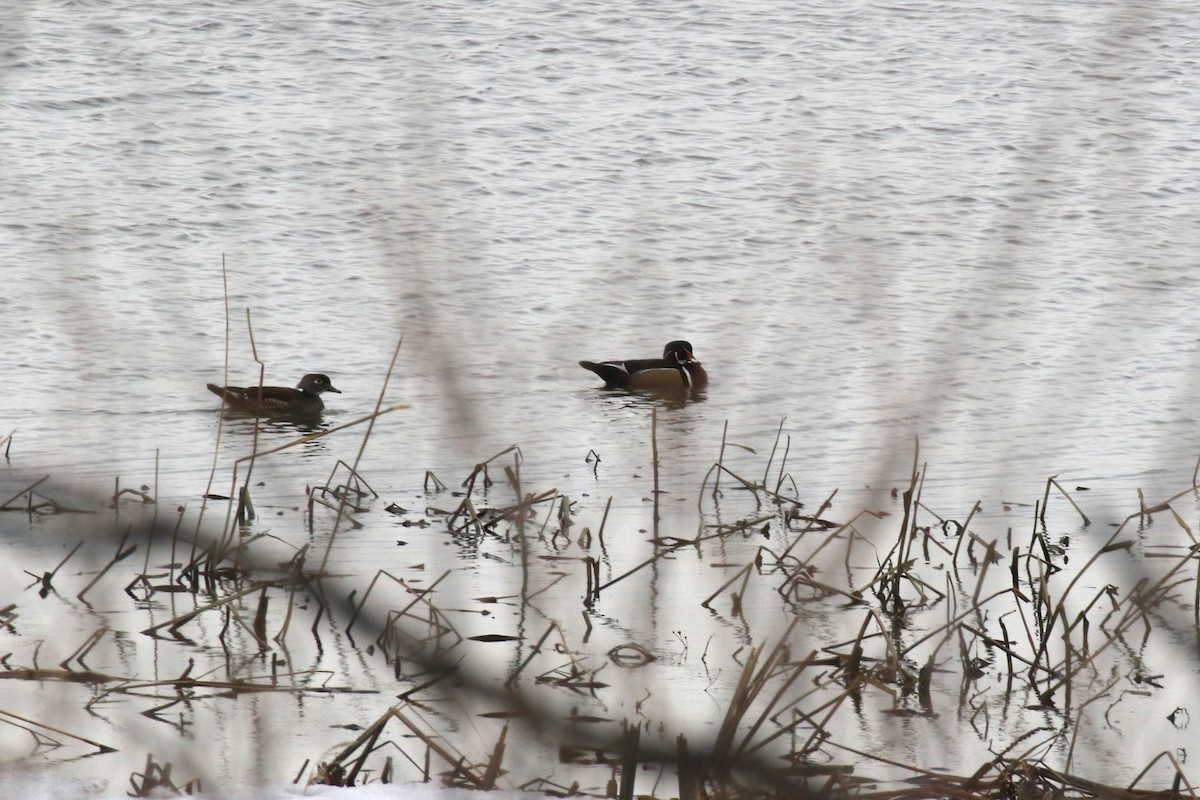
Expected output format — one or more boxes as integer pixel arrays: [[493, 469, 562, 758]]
[[3, 402, 1200, 800]]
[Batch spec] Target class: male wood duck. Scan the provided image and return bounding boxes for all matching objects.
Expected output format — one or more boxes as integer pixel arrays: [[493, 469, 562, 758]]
[[579, 340, 708, 389], [206, 373, 341, 416]]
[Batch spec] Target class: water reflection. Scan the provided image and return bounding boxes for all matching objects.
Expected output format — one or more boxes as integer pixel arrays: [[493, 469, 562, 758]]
[[5, 0, 1200, 789], [583, 385, 707, 411], [214, 412, 336, 455]]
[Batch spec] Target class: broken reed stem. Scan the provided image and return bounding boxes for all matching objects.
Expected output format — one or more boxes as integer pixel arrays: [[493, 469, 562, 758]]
[[594, 526, 753, 597], [318, 336, 405, 582], [345, 717, 391, 786], [1041, 475, 1091, 526], [712, 419, 729, 500], [0, 475, 49, 511], [350, 335, 404, 476], [1062, 672, 1123, 774], [700, 462, 761, 502], [391, 706, 487, 789], [823, 737, 961, 784], [877, 441, 921, 609], [1038, 473, 1054, 524], [596, 495, 612, 549], [235, 405, 411, 467], [961, 623, 1041, 674], [167, 505, 186, 588], [506, 457, 532, 602], [772, 431, 792, 496], [730, 629, 806, 759], [506, 623, 559, 685], [535, 492, 561, 539], [618, 723, 640, 800], [481, 724, 507, 790], [700, 562, 754, 610], [651, 406, 660, 529], [772, 490, 846, 565], [347, 568, 439, 635], [141, 449, 160, 576], [950, 500, 982, 565], [898, 458, 927, 576], [1125, 751, 1197, 796], [971, 539, 998, 607], [782, 698, 847, 766], [462, 445, 521, 494], [275, 583, 299, 645], [676, 735, 698, 800], [40, 540, 84, 589], [321, 706, 397, 785], [584, 556, 594, 605], [714, 621, 814, 764], [381, 571, 459, 647], [142, 580, 275, 636], [237, 306, 267, 523], [59, 628, 107, 669], [505, 461, 524, 534], [192, 253, 232, 564], [1060, 601, 1072, 712], [760, 417, 786, 488], [0, 707, 115, 753], [77, 527, 135, 601], [738, 650, 826, 758], [898, 588, 1017, 660], [1044, 485, 1200, 638], [1045, 544, 1196, 697]]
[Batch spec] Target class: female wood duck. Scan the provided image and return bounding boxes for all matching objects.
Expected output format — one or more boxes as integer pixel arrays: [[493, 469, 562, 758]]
[[579, 340, 708, 389], [206, 373, 341, 416]]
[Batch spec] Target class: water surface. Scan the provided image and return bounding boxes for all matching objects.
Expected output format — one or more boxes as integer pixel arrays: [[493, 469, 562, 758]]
[[2, 0, 1200, 793]]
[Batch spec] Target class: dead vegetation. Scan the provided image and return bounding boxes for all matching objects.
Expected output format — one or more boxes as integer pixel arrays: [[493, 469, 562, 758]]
[[2, 396, 1199, 800], [1, 284, 1197, 799]]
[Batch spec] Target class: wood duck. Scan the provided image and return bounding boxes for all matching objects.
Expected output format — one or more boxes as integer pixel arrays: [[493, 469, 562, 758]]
[[579, 340, 708, 389], [206, 373, 341, 416]]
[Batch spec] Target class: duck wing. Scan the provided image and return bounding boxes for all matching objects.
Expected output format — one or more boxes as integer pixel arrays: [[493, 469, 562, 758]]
[[579, 358, 673, 387], [207, 384, 302, 406]]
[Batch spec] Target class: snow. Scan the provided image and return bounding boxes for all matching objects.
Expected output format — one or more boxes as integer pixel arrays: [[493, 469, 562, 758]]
[[0, 775, 551, 800]]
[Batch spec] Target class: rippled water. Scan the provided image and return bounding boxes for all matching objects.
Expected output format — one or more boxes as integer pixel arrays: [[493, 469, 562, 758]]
[[3, 0, 1200, 793]]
